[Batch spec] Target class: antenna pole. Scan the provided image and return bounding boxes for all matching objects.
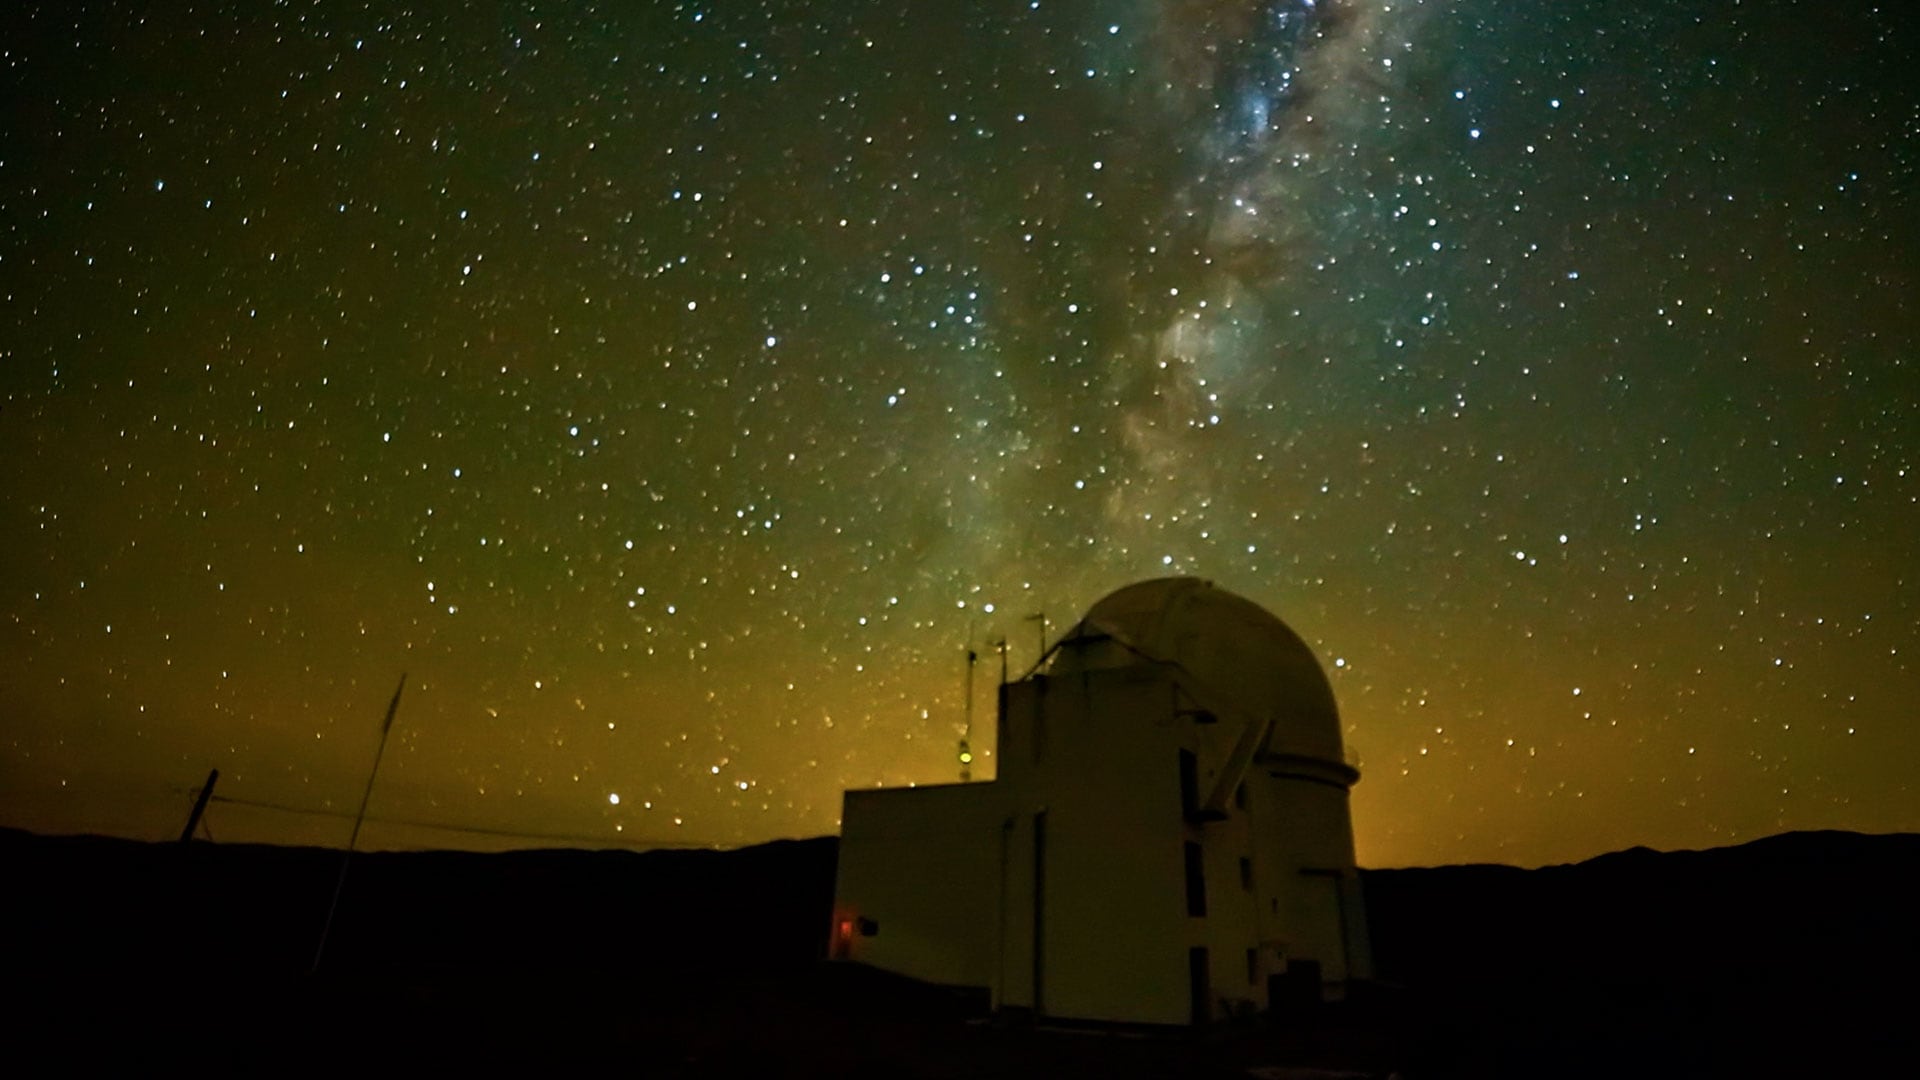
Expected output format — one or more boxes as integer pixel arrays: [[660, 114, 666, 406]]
[[178, 768, 219, 845], [960, 646, 977, 782], [311, 672, 407, 976]]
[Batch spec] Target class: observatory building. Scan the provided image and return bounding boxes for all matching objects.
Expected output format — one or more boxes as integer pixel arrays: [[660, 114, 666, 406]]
[[831, 578, 1371, 1026]]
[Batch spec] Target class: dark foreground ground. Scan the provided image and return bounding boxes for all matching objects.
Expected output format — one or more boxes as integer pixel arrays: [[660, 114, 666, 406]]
[[3, 828, 1916, 1077]]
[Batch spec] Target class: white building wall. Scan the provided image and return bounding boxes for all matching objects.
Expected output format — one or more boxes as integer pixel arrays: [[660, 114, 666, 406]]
[[1249, 766, 1372, 989], [833, 783, 1004, 991], [1195, 781, 1264, 1015], [832, 652, 1370, 1024], [1026, 670, 1193, 1024]]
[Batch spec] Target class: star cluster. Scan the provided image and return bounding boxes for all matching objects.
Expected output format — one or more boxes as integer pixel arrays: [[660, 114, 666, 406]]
[[2, 0, 1914, 866]]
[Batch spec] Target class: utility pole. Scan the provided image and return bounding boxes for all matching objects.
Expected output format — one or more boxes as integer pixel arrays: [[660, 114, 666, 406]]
[[311, 673, 407, 976], [960, 647, 977, 782], [178, 768, 219, 845]]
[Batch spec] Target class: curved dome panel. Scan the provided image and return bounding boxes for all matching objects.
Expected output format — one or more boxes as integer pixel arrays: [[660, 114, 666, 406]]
[[1048, 578, 1344, 762]]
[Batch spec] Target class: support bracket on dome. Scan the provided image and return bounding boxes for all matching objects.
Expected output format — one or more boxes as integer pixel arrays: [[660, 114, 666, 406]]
[[1201, 707, 1274, 821]]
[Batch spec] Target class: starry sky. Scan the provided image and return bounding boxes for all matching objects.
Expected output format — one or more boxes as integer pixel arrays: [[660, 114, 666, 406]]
[[3, 0, 1914, 868]]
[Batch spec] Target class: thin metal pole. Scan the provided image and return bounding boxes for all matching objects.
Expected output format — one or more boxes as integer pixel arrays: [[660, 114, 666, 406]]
[[961, 647, 977, 782], [178, 768, 219, 845], [964, 647, 977, 740], [311, 673, 406, 975]]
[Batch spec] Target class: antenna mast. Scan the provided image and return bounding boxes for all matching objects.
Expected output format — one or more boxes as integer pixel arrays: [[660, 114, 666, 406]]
[[178, 768, 220, 845], [959, 646, 977, 782], [311, 672, 407, 975]]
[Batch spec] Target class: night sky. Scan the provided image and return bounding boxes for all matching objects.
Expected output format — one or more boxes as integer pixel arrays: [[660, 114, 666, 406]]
[[3, 0, 1914, 868]]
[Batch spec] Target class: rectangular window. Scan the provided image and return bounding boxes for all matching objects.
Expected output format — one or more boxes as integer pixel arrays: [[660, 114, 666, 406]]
[[1234, 783, 1248, 810], [995, 685, 1010, 757], [1246, 947, 1259, 985], [1239, 856, 1254, 892], [1033, 810, 1048, 1012], [1184, 841, 1207, 917], [1032, 685, 1047, 765]]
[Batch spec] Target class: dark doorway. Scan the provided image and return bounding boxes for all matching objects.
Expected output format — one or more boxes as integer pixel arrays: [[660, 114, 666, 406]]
[[1269, 958, 1322, 1016], [1032, 810, 1047, 1017], [1188, 946, 1211, 1025]]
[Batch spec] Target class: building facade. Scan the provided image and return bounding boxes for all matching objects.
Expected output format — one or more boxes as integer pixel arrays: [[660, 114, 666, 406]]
[[831, 578, 1371, 1025]]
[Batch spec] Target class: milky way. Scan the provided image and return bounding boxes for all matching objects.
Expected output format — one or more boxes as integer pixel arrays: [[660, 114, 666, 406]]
[[2, 0, 1914, 866]]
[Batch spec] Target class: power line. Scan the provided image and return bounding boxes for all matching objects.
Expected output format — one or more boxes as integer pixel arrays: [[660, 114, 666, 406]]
[[206, 793, 727, 851]]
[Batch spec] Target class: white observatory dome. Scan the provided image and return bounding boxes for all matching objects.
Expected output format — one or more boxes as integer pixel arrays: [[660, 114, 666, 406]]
[[1048, 578, 1345, 764]]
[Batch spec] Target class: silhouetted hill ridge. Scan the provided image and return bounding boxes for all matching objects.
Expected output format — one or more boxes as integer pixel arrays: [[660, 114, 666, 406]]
[[5, 825, 1913, 981], [5, 826, 1914, 1074], [0, 826, 839, 976]]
